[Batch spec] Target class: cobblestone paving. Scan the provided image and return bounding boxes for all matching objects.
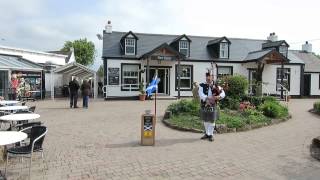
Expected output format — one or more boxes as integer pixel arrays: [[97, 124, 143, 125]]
[[2, 99, 320, 180]]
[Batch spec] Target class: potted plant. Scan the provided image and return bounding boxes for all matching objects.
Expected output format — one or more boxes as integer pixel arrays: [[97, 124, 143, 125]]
[[139, 78, 146, 101]]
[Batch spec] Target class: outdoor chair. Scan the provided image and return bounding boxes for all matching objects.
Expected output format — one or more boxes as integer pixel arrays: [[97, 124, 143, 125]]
[[5, 126, 47, 179], [28, 106, 36, 113]]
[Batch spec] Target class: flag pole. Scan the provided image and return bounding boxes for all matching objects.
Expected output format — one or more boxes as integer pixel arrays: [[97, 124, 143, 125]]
[[155, 90, 157, 120]]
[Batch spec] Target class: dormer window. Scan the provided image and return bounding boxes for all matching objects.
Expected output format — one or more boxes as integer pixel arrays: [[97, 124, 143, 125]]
[[219, 42, 229, 58], [169, 34, 191, 57], [279, 44, 288, 57], [179, 40, 189, 56], [207, 36, 231, 59], [120, 31, 138, 56], [125, 38, 135, 55]]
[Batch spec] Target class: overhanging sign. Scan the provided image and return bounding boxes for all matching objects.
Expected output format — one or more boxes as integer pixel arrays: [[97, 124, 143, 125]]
[[151, 56, 176, 61]]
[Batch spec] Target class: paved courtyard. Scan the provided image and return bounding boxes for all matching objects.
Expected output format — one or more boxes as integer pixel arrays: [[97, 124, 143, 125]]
[[2, 98, 320, 180]]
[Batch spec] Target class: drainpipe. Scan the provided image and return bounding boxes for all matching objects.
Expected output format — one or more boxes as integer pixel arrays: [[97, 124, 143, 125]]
[[177, 56, 181, 99], [280, 62, 284, 99]]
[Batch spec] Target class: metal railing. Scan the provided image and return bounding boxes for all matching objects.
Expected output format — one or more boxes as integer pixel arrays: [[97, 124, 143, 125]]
[[248, 82, 289, 106], [102, 84, 140, 98]]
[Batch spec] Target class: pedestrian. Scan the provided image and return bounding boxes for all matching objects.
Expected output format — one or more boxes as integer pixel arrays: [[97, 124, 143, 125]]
[[198, 71, 225, 142], [81, 80, 91, 109], [69, 77, 80, 108]]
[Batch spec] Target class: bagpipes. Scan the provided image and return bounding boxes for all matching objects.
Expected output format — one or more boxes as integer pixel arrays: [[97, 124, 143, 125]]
[[205, 62, 221, 107]]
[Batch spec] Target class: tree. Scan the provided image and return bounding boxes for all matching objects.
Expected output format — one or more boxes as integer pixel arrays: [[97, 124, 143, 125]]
[[97, 64, 104, 78], [61, 38, 95, 66]]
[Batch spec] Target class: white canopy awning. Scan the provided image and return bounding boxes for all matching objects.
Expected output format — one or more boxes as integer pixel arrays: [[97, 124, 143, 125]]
[[51, 62, 98, 99]]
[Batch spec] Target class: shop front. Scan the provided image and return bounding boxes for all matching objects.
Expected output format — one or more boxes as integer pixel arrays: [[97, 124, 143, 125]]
[[0, 54, 44, 100]]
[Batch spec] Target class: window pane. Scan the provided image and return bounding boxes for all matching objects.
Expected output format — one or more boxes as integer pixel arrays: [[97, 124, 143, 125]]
[[180, 79, 191, 88], [122, 64, 139, 90], [218, 67, 232, 75], [276, 68, 290, 90], [180, 49, 188, 56], [219, 43, 228, 58], [126, 46, 135, 54]]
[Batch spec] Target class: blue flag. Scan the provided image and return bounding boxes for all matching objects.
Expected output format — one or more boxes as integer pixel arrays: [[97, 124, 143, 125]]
[[146, 75, 160, 97]]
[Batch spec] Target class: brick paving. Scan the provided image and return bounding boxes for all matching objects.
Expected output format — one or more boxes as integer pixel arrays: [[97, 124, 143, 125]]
[[1, 98, 320, 180]]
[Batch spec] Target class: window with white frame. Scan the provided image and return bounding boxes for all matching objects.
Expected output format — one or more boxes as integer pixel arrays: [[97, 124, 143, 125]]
[[176, 65, 192, 90], [179, 40, 189, 56], [276, 68, 290, 91], [217, 66, 233, 79], [219, 43, 229, 58], [279, 45, 288, 57], [122, 64, 139, 90], [125, 38, 135, 55]]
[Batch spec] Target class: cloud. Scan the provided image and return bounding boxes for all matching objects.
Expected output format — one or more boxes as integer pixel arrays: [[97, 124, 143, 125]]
[[0, 0, 319, 71]]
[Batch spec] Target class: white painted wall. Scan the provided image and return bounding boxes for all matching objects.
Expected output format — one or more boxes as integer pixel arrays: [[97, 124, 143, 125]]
[[310, 73, 320, 95], [105, 59, 303, 97], [262, 64, 301, 95]]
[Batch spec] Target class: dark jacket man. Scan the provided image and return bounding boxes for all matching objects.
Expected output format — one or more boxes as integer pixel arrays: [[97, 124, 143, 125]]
[[69, 78, 80, 108]]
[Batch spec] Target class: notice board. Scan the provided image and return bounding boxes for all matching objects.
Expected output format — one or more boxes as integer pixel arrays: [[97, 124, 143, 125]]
[[108, 68, 119, 85]]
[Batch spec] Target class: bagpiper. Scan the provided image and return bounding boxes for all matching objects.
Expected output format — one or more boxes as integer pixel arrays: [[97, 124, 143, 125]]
[[198, 68, 225, 142]]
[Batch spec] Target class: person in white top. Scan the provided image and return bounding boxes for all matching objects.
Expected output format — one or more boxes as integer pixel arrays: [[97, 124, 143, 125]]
[[198, 72, 225, 141]]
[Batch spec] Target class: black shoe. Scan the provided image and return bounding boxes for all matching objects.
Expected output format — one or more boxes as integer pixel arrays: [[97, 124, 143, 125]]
[[208, 136, 214, 142], [201, 134, 209, 140], [74, 106, 79, 108]]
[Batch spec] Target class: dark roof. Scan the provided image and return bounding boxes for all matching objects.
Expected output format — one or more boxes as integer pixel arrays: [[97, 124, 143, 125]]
[[141, 43, 185, 59], [262, 40, 289, 49], [243, 49, 289, 63], [102, 31, 267, 61], [120, 31, 139, 40], [244, 49, 273, 61], [47, 50, 73, 63], [207, 36, 231, 46], [290, 50, 320, 72]]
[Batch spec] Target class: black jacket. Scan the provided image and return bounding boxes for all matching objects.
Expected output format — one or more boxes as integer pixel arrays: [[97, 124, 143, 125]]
[[69, 80, 80, 93]]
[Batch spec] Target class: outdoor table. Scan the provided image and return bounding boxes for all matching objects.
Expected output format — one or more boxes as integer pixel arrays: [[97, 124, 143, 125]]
[[0, 113, 40, 130], [0, 131, 27, 146], [0, 106, 29, 112], [0, 101, 20, 106], [0, 131, 27, 178], [0, 113, 40, 122]]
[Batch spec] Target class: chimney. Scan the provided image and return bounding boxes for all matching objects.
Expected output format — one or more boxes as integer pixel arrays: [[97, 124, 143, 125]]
[[267, 32, 278, 42], [302, 41, 312, 53], [105, 20, 112, 33]]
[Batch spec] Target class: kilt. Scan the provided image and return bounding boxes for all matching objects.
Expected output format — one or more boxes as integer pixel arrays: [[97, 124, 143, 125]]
[[200, 106, 219, 122]]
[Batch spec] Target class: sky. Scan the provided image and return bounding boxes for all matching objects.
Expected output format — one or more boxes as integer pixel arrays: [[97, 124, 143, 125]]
[[0, 0, 319, 70]]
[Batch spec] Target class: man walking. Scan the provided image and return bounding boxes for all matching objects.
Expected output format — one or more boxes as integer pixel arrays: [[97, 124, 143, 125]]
[[81, 80, 91, 108], [198, 72, 225, 141], [69, 77, 80, 108]]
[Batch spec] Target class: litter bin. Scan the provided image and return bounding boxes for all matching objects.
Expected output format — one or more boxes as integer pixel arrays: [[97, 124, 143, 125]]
[[141, 110, 155, 146]]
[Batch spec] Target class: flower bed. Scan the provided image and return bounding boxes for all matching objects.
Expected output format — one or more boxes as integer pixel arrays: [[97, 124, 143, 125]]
[[163, 98, 290, 133]]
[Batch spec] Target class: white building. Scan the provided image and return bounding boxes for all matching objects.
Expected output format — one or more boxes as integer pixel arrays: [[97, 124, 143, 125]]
[[101, 24, 320, 99], [0, 45, 75, 97]]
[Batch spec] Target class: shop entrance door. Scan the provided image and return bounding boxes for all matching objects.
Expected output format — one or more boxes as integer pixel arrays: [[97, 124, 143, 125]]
[[148, 68, 170, 95]]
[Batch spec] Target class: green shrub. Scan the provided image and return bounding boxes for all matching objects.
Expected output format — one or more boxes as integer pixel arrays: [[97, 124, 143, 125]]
[[259, 101, 288, 118], [219, 113, 245, 128], [314, 101, 320, 113], [220, 97, 240, 110], [241, 109, 270, 124], [262, 96, 277, 103], [167, 99, 200, 116], [240, 95, 277, 107], [224, 75, 249, 98]]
